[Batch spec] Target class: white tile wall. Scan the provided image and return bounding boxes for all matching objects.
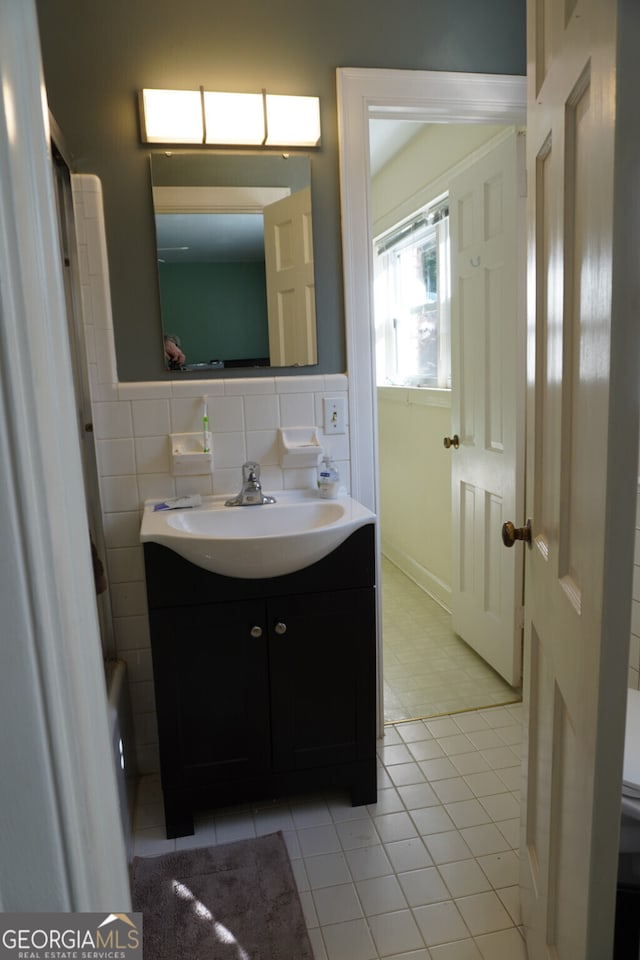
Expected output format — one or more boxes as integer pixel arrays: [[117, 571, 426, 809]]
[[72, 175, 351, 774]]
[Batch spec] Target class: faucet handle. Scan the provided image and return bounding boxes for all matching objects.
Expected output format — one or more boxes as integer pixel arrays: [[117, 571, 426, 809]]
[[242, 460, 260, 482]]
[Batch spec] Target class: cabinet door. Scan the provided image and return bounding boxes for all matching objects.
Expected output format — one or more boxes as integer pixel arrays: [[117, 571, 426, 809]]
[[268, 588, 376, 772], [150, 600, 270, 785]]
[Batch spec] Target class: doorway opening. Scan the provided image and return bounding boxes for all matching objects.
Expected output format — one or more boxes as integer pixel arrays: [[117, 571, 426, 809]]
[[336, 68, 527, 734], [369, 118, 523, 724]]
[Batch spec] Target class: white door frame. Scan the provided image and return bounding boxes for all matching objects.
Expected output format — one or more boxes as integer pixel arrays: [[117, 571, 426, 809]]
[[336, 68, 527, 730]]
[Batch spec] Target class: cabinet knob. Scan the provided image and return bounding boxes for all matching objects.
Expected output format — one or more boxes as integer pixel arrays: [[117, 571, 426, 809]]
[[274, 621, 287, 635], [250, 625, 263, 638]]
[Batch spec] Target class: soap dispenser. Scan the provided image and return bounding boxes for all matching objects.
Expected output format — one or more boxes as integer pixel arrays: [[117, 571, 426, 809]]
[[318, 454, 339, 499]]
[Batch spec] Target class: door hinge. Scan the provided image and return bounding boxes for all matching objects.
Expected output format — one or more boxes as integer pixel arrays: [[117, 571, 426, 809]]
[[516, 605, 525, 630]]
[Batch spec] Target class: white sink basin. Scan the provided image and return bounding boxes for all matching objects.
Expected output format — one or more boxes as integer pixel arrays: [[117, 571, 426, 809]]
[[140, 489, 375, 579]]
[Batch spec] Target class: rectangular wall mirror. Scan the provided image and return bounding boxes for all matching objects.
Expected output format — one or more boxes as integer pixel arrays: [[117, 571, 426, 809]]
[[150, 153, 318, 372]]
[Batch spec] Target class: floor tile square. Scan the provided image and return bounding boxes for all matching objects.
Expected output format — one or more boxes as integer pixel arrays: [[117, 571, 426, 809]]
[[419, 757, 460, 781], [384, 837, 434, 873], [321, 918, 377, 960], [380, 743, 417, 765], [465, 729, 504, 751], [335, 817, 380, 850], [431, 777, 475, 804], [413, 900, 470, 946], [396, 781, 440, 810], [397, 866, 450, 906], [396, 720, 432, 742], [305, 851, 352, 889], [356, 873, 407, 915], [474, 927, 527, 959], [374, 811, 419, 843], [344, 844, 394, 881], [454, 891, 512, 935], [410, 805, 455, 836], [436, 734, 474, 756], [496, 723, 522, 746], [367, 909, 425, 957], [426, 717, 461, 738], [496, 766, 521, 791], [424, 830, 474, 865], [463, 770, 508, 798], [479, 746, 519, 770], [479, 707, 516, 728], [387, 762, 427, 786], [460, 824, 511, 858], [408, 739, 446, 762], [444, 799, 492, 829], [449, 752, 492, 776], [476, 850, 520, 888], [438, 859, 492, 898], [312, 882, 363, 925], [479, 793, 520, 822], [298, 823, 342, 857], [453, 714, 491, 734]]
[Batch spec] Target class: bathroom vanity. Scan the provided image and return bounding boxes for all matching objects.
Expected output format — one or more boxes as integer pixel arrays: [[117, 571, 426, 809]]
[[143, 523, 377, 838]]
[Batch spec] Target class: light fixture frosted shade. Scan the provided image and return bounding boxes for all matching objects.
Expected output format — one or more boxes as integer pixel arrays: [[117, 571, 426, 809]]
[[203, 92, 264, 145], [265, 95, 321, 147], [139, 88, 321, 147], [140, 89, 203, 144]]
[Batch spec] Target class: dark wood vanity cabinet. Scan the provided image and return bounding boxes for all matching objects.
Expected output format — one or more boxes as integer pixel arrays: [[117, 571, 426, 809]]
[[144, 524, 377, 838]]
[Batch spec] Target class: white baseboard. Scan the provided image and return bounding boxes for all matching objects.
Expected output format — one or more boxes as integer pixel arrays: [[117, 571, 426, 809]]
[[381, 539, 451, 613]]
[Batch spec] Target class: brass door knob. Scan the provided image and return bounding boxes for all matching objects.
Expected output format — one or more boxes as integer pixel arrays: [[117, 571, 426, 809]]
[[274, 622, 287, 635], [250, 625, 263, 638], [502, 519, 532, 548], [443, 434, 460, 449]]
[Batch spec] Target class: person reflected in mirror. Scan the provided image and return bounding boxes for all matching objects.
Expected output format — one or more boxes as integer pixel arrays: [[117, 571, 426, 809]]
[[164, 334, 186, 370]]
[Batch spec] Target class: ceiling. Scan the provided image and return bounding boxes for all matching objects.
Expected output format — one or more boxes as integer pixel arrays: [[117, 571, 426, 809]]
[[368, 119, 426, 176]]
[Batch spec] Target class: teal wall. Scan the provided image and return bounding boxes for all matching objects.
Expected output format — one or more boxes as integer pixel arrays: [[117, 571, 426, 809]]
[[35, 0, 525, 382], [159, 261, 269, 362]]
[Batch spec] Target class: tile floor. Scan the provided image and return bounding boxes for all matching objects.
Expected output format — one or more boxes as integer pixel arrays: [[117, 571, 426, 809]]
[[382, 558, 520, 723], [133, 701, 526, 960]]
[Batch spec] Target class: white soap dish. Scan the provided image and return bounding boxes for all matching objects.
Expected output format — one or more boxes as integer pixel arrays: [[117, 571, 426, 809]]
[[170, 432, 213, 476], [278, 427, 323, 468]]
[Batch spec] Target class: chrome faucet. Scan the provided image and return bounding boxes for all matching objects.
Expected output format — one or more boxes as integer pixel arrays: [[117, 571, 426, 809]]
[[225, 461, 276, 507]]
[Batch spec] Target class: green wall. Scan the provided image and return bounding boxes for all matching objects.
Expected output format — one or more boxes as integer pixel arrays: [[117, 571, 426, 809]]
[[159, 261, 269, 363], [35, 0, 525, 382]]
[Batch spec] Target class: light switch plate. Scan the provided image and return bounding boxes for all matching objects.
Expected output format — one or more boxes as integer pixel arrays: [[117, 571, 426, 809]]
[[323, 397, 346, 434]]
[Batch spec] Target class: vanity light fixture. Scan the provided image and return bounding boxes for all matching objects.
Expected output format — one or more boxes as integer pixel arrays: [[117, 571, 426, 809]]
[[139, 87, 321, 147]]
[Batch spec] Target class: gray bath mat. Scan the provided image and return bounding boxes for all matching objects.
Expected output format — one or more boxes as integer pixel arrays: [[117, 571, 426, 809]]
[[131, 831, 314, 959]]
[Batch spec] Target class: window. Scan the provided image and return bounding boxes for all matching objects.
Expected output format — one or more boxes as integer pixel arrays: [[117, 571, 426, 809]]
[[374, 197, 450, 389]]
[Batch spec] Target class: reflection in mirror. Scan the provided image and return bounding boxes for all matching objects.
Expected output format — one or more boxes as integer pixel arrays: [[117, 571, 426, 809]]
[[150, 153, 318, 372]]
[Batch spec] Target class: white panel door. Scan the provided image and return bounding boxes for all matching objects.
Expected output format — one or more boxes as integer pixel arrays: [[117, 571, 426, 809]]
[[449, 130, 526, 686], [521, 0, 638, 955], [263, 185, 317, 367]]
